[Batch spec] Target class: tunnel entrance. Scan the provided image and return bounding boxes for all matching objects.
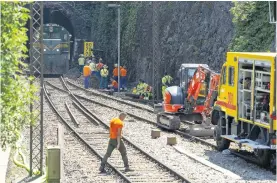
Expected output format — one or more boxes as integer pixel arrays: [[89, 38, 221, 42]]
[[25, 5, 76, 75], [43, 7, 75, 62]]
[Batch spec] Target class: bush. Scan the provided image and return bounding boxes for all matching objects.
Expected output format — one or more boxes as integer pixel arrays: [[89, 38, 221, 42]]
[[0, 2, 37, 150]]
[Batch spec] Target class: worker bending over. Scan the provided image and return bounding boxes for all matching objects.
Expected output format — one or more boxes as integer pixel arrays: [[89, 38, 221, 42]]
[[132, 79, 148, 99], [100, 65, 109, 89], [83, 62, 91, 89], [108, 78, 119, 92], [143, 85, 153, 100], [120, 66, 127, 90], [78, 54, 85, 73], [162, 72, 173, 97]]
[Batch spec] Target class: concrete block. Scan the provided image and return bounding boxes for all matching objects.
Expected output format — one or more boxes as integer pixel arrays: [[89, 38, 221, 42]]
[[167, 136, 177, 145], [151, 129, 161, 139]]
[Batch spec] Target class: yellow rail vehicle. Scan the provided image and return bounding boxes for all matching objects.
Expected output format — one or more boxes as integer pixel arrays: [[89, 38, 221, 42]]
[[213, 52, 276, 169]]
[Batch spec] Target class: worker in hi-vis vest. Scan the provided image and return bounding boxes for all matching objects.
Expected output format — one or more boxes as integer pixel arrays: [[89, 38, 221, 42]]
[[162, 72, 173, 97], [83, 62, 91, 89], [78, 54, 85, 73], [100, 65, 109, 89]]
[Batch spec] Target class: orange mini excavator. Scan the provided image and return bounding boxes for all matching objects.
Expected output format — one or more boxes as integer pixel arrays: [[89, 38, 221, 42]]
[[157, 65, 220, 136]]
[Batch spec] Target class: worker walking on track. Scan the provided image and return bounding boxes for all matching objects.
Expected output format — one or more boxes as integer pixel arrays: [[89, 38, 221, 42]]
[[83, 62, 91, 89], [99, 112, 132, 173], [100, 65, 109, 89], [162, 72, 173, 97], [113, 64, 119, 81], [120, 65, 127, 90], [78, 54, 85, 73], [96, 58, 104, 81]]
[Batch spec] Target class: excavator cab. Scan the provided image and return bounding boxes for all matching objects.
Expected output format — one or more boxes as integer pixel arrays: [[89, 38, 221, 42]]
[[179, 64, 208, 95]]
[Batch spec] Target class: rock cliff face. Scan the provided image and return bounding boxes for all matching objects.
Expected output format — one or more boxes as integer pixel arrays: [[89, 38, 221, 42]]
[[90, 2, 234, 85]]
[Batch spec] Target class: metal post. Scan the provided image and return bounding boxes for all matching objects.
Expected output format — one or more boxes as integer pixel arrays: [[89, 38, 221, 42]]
[[29, 1, 44, 176], [108, 4, 121, 92], [29, 5, 34, 177], [118, 7, 121, 92], [40, 2, 44, 172], [152, 2, 159, 101]]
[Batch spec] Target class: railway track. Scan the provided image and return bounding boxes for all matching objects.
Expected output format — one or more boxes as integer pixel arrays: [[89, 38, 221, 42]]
[[60, 78, 217, 148], [44, 79, 191, 183], [56, 78, 277, 172]]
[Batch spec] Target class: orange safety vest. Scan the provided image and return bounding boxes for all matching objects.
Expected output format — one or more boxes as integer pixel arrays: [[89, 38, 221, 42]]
[[83, 66, 91, 77], [112, 80, 118, 88], [120, 68, 127, 77], [113, 67, 119, 76]]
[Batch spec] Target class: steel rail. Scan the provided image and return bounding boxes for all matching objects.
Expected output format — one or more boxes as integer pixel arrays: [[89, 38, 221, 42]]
[[69, 87, 274, 171], [50, 78, 274, 173], [60, 77, 192, 183], [65, 79, 197, 128], [43, 84, 132, 183], [66, 79, 154, 113], [65, 102, 80, 126], [74, 93, 217, 149], [48, 77, 217, 149]]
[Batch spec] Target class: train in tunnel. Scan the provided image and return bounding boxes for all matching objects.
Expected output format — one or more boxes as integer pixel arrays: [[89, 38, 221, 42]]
[[33, 23, 71, 75], [43, 23, 71, 75]]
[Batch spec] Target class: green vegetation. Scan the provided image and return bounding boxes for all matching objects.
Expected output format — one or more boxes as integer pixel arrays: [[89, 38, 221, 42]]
[[229, 1, 275, 51], [121, 2, 140, 67], [0, 2, 37, 150]]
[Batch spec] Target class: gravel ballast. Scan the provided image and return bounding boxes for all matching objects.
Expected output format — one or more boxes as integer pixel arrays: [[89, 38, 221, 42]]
[[78, 97, 276, 183]]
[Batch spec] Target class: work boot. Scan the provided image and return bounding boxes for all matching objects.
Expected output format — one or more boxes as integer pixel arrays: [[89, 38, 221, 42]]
[[124, 166, 134, 172], [99, 166, 106, 173]]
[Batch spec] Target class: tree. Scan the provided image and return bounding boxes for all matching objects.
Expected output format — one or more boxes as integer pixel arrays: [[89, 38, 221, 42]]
[[0, 2, 37, 150], [229, 1, 275, 51]]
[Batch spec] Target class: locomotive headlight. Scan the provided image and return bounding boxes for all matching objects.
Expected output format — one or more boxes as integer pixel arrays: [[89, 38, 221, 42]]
[[44, 49, 46, 51], [56, 49, 59, 52]]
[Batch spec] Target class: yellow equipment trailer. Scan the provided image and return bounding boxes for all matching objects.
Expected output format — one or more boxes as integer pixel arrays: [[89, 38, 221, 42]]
[[212, 52, 276, 170]]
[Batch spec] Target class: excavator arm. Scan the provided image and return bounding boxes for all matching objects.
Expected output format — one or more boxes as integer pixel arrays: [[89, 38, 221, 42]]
[[203, 73, 220, 116], [186, 67, 206, 102]]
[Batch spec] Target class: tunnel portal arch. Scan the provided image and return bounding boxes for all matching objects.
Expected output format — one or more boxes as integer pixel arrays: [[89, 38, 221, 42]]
[[43, 7, 75, 62]]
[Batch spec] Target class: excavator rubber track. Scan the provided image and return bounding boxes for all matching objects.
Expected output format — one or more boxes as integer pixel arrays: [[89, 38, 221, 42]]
[[156, 112, 181, 130]]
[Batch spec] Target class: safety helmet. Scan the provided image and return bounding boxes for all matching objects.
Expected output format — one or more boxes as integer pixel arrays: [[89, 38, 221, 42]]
[[79, 54, 84, 57], [99, 58, 103, 62], [103, 65, 108, 68], [114, 64, 118, 67]]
